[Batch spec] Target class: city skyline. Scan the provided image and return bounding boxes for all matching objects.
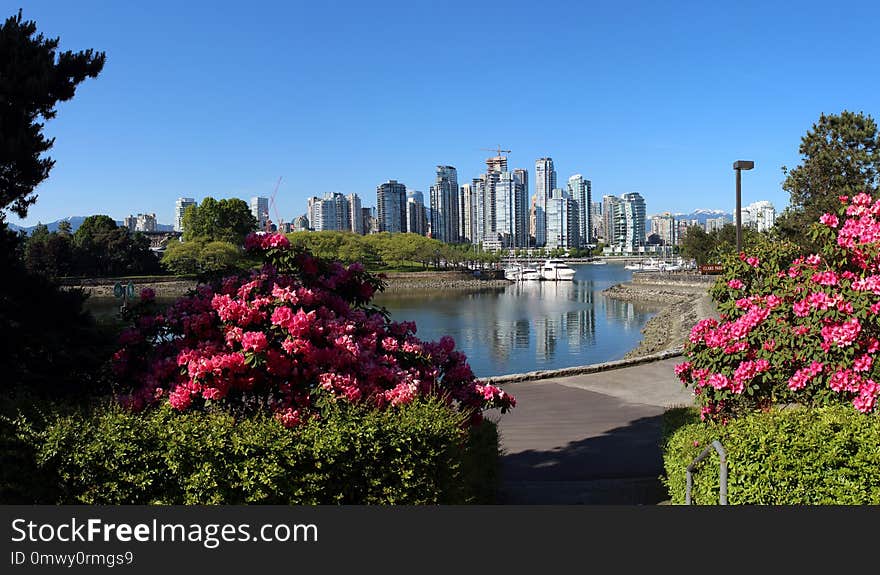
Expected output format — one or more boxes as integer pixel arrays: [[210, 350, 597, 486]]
[[9, 1, 879, 229]]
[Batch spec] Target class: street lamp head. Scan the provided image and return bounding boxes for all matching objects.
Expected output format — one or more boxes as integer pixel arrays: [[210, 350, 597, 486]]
[[733, 160, 755, 170]]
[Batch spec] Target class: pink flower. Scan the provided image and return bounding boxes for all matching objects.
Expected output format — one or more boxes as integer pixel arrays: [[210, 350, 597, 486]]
[[241, 331, 268, 353], [727, 279, 744, 290], [792, 300, 811, 317], [820, 317, 862, 348], [805, 254, 822, 266], [674, 362, 692, 382], [811, 271, 839, 286], [746, 256, 760, 268], [819, 213, 839, 228], [787, 361, 824, 391], [854, 355, 873, 373]]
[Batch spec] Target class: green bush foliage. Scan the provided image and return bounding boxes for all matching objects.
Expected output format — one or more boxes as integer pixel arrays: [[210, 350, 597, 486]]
[[11, 397, 500, 504], [662, 406, 880, 504]]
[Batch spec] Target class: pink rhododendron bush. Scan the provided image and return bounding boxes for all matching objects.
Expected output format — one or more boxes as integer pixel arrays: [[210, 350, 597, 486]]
[[677, 193, 880, 422], [112, 232, 515, 427]]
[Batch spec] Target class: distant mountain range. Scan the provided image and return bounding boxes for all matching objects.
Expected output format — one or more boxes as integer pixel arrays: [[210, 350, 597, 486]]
[[671, 210, 732, 224], [7, 216, 174, 234]]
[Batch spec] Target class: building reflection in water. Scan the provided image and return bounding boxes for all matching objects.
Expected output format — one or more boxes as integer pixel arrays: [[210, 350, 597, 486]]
[[372, 265, 660, 377]]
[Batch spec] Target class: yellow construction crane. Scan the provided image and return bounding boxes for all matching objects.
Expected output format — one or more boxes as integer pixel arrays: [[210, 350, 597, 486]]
[[481, 146, 511, 156]]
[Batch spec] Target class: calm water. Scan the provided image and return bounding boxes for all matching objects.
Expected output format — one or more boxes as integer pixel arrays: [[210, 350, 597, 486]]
[[373, 263, 660, 378], [85, 263, 658, 379]]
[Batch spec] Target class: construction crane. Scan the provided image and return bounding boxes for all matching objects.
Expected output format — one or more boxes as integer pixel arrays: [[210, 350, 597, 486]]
[[481, 146, 511, 157], [264, 176, 283, 232]]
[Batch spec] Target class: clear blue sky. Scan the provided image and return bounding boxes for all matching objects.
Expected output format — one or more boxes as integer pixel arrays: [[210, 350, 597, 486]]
[[10, 0, 880, 227]]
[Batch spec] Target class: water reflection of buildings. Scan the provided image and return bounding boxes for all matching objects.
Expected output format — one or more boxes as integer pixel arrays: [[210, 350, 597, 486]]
[[485, 280, 597, 364], [373, 267, 656, 375]]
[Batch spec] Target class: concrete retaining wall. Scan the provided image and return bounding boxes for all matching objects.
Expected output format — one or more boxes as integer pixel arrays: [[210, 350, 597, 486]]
[[481, 347, 684, 385]]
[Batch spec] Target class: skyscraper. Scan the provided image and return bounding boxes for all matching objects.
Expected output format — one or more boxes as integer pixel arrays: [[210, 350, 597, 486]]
[[545, 188, 579, 250], [250, 196, 270, 231], [602, 195, 621, 246], [376, 180, 407, 233], [622, 192, 646, 252], [493, 171, 529, 248], [534, 157, 556, 247], [567, 174, 592, 247], [430, 165, 460, 243], [347, 193, 363, 234], [174, 197, 196, 232], [459, 183, 478, 243], [590, 201, 603, 241]]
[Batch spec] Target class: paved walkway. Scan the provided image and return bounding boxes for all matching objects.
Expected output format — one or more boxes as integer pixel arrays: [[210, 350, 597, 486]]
[[488, 357, 694, 504]]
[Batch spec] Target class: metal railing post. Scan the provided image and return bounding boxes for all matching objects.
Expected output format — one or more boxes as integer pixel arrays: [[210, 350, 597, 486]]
[[685, 440, 727, 505]]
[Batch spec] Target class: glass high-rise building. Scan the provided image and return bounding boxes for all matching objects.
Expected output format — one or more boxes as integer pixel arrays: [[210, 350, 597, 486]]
[[602, 195, 621, 246], [567, 174, 592, 247], [534, 157, 556, 247], [546, 188, 579, 250], [493, 171, 529, 248], [174, 197, 196, 233], [250, 196, 270, 231], [347, 193, 363, 234], [622, 192, 646, 252], [377, 180, 407, 233], [430, 165, 460, 243]]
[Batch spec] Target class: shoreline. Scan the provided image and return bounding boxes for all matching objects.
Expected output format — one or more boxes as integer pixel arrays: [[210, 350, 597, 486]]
[[64, 270, 513, 298], [602, 279, 718, 360]]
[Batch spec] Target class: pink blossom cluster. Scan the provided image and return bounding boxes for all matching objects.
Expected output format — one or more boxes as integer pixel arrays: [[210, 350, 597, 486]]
[[113, 237, 515, 427], [677, 193, 880, 419], [820, 317, 862, 349], [244, 232, 291, 251], [787, 361, 823, 391]]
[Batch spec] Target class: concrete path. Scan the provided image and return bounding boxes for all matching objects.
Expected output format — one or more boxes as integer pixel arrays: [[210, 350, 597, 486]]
[[488, 357, 694, 504]]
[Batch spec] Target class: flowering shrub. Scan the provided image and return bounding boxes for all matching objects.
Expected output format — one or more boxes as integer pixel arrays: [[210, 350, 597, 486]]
[[112, 233, 514, 428], [677, 193, 880, 421]]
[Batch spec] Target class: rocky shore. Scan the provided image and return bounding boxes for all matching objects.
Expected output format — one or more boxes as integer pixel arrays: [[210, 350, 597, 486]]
[[64, 271, 512, 299], [379, 271, 510, 292], [603, 279, 719, 359]]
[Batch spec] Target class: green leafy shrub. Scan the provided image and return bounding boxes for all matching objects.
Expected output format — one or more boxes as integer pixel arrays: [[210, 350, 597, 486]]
[[12, 397, 499, 504], [662, 406, 880, 504]]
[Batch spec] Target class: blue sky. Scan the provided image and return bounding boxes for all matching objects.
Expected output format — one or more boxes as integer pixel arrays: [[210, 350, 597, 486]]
[[9, 0, 880, 227]]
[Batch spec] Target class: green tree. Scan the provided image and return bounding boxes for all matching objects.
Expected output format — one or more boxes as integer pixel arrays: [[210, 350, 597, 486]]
[[161, 240, 202, 275], [182, 197, 256, 244], [679, 225, 713, 265], [71, 215, 159, 276], [198, 240, 242, 273], [777, 111, 880, 248], [0, 11, 108, 399], [24, 223, 73, 278], [0, 10, 105, 219]]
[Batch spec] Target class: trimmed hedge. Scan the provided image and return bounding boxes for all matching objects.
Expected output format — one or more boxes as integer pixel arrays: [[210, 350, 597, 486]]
[[6, 397, 500, 504], [662, 406, 880, 504]]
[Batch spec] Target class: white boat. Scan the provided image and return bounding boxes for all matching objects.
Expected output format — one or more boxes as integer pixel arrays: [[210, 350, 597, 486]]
[[625, 258, 662, 271], [540, 259, 576, 281], [505, 264, 542, 281], [590, 259, 607, 265]]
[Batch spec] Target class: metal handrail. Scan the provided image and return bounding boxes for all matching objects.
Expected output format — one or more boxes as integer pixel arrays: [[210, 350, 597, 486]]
[[685, 440, 727, 505]]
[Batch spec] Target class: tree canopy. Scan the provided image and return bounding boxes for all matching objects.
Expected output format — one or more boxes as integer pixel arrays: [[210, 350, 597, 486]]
[[776, 111, 880, 248], [680, 224, 764, 266], [182, 197, 257, 244], [0, 10, 105, 219]]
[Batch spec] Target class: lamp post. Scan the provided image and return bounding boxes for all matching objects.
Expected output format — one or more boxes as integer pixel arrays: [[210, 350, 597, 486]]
[[733, 160, 754, 252]]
